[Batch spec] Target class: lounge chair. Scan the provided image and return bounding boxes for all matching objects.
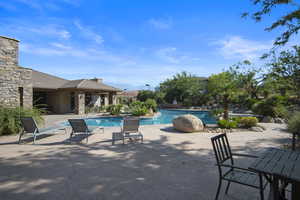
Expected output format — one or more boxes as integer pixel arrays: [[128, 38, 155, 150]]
[[112, 117, 143, 145], [68, 119, 104, 143], [19, 117, 66, 144], [211, 133, 267, 200]]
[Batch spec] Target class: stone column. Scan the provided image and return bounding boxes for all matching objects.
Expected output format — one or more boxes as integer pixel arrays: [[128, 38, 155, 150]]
[[112, 93, 117, 105], [75, 91, 85, 115], [104, 94, 109, 106]]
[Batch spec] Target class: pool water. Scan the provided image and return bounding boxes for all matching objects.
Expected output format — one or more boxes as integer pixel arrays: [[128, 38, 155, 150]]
[[69, 109, 216, 127]]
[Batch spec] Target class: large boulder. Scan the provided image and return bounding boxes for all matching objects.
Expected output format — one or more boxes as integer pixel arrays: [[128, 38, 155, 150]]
[[261, 116, 275, 123], [173, 114, 204, 133], [250, 126, 264, 132]]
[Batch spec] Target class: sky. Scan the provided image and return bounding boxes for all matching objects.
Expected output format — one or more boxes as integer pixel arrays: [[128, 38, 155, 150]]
[[0, 0, 295, 90]]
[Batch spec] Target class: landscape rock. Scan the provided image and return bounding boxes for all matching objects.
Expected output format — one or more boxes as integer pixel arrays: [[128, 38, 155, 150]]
[[274, 118, 285, 124], [173, 114, 204, 133], [250, 126, 264, 132], [261, 116, 275, 123]]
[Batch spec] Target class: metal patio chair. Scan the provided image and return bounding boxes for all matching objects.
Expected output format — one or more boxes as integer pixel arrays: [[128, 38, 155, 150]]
[[112, 117, 143, 145], [19, 117, 65, 144], [211, 133, 267, 200], [68, 119, 104, 143]]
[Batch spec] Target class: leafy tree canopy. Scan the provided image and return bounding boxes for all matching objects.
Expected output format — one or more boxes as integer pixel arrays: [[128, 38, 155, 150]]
[[158, 71, 207, 106], [244, 0, 300, 45]]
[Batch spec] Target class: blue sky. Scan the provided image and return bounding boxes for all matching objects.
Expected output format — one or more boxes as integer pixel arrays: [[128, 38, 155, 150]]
[[0, 0, 294, 90]]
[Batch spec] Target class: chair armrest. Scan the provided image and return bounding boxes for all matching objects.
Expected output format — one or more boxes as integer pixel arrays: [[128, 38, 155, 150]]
[[219, 164, 256, 172], [232, 153, 258, 158]]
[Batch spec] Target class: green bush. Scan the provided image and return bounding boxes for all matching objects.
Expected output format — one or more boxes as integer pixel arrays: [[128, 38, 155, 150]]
[[106, 104, 123, 115], [252, 95, 286, 117], [239, 117, 258, 128], [130, 101, 144, 107], [131, 106, 148, 116], [274, 105, 289, 119], [0, 107, 44, 135], [144, 99, 158, 112], [211, 108, 224, 118], [129, 101, 149, 116], [85, 106, 105, 114], [218, 119, 238, 129], [231, 116, 241, 124], [287, 112, 300, 133]]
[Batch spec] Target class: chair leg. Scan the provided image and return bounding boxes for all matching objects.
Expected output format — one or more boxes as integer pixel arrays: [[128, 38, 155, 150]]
[[112, 133, 115, 145], [33, 134, 36, 144], [18, 130, 24, 144], [259, 173, 264, 200], [225, 181, 231, 194], [141, 135, 143, 143], [215, 179, 222, 200], [70, 131, 73, 142]]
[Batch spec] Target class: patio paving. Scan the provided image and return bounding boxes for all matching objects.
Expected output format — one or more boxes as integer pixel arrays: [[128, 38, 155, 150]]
[[0, 122, 291, 200]]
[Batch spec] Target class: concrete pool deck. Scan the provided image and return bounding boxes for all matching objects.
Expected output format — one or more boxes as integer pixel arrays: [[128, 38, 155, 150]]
[[0, 121, 292, 200]]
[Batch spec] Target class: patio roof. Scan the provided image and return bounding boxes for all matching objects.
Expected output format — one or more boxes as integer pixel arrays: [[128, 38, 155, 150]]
[[30, 69, 121, 92], [31, 69, 68, 89], [60, 79, 121, 92]]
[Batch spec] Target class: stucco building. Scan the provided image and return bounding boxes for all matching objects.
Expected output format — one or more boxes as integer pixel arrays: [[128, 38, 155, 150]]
[[0, 36, 121, 114]]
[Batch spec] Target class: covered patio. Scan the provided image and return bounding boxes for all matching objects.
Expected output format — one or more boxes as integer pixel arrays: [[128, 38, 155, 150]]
[[31, 70, 121, 114]]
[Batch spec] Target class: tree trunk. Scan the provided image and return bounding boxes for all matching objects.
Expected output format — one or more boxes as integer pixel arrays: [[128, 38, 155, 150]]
[[223, 95, 229, 120]]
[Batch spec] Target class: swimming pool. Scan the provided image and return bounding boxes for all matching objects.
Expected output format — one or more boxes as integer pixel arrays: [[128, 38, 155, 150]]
[[67, 109, 216, 127]]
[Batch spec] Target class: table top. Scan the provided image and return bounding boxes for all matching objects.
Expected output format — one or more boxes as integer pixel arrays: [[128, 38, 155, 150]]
[[249, 148, 300, 182]]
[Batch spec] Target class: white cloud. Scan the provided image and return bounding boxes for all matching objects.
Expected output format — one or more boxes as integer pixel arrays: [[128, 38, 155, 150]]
[[35, 26, 70, 40], [156, 47, 196, 64], [156, 47, 179, 63], [12, 24, 71, 40], [20, 42, 135, 65], [148, 17, 173, 30], [50, 42, 72, 50], [74, 21, 104, 45], [214, 36, 272, 60], [1, 0, 80, 11]]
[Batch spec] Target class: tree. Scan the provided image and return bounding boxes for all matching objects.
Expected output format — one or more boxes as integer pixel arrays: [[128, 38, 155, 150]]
[[158, 72, 208, 106], [244, 0, 300, 46], [267, 46, 300, 97], [207, 71, 240, 120], [137, 90, 156, 102]]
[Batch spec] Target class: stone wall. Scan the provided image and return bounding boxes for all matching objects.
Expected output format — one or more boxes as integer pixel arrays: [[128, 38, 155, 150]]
[[0, 36, 18, 66], [0, 36, 33, 108]]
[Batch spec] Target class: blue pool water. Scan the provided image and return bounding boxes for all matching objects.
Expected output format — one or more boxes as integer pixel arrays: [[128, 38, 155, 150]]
[[66, 109, 216, 127]]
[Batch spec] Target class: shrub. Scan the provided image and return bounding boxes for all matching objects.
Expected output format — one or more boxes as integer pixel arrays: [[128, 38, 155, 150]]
[[239, 117, 258, 128], [274, 105, 289, 119], [130, 101, 144, 107], [231, 116, 241, 124], [218, 119, 238, 129], [106, 104, 123, 115], [252, 95, 286, 117], [211, 108, 224, 118], [131, 106, 148, 116], [287, 112, 300, 133], [129, 101, 149, 116], [86, 106, 104, 114], [144, 99, 158, 112], [0, 107, 44, 135]]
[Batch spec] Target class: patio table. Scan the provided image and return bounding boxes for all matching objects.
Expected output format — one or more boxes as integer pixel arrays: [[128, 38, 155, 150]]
[[249, 148, 300, 200]]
